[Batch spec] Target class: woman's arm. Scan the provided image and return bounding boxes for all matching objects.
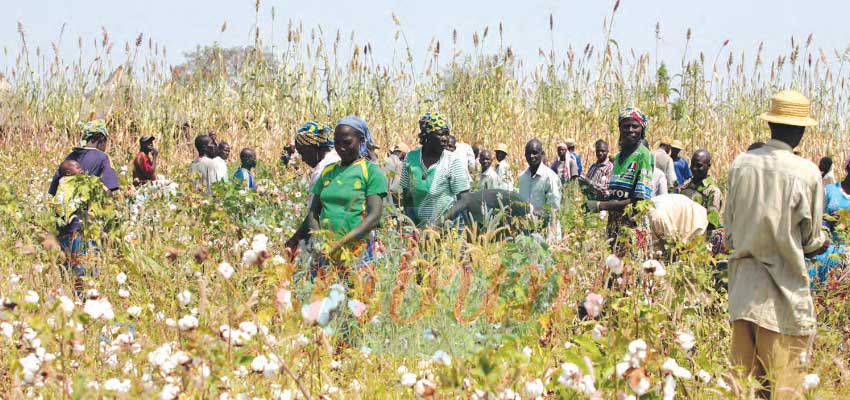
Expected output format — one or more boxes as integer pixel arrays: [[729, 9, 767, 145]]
[[285, 195, 322, 250], [329, 195, 383, 253]]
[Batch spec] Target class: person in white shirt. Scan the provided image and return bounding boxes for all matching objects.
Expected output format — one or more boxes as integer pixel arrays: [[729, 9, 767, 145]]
[[478, 150, 510, 190], [212, 141, 230, 180], [189, 135, 226, 194], [494, 142, 514, 190], [451, 137, 478, 175], [518, 139, 562, 239]]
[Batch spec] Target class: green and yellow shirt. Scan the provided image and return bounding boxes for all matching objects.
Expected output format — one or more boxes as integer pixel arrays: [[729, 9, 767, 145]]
[[311, 159, 387, 240]]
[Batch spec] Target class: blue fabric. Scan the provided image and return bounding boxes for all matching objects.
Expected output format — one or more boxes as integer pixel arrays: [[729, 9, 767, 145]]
[[337, 115, 373, 157], [825, 183, 850, 216], [570, 152, 583, 176], [673, 157, 692, 185], [233, 168, 256, 190], [58, 232, 96, 277], [809, 244, 844, 285]]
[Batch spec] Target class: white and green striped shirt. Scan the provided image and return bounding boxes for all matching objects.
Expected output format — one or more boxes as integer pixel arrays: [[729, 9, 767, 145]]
[[400, 147, 471, 226]]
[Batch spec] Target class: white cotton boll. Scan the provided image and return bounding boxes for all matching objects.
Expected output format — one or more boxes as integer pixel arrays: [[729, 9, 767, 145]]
[[592, 324, 607, 340], [675, 331, 696, 351], [499, 388, 520, 399], [653, 263, 666, 277], [349, 379, 363, 393], [397, 365, 409, 375], [128, 306, 142, 317], [522, 346, 533, 357], [25, 290, 39, 305], [58, 296, 74, 315], [400, 372, 417, 387], [630, 376, 650, 396], [558, 362, 581, 386], [241, 250, 258, 266], [696, 370, 711, 383], [9, 273, 21, 285], [116, 272, 127, 285], [1, 322, 13, 338], [104, 378, 131, 393], [662, 375, 676, 400], [616, 362, 631, 378], [802, 374, 820, 390], [329, 360, 342, 370], [84, 298, 115, 320], [264, 354, 281, 378], [178, 315, 199, 332], [165, 318, 176, 327], [238, 321, 258, 338], [118, 288, 130, 298], [217, 262, 235, 279], [606, 254, 624, 275], [716, 377, 731, 391], [661, 358, 692, 379], [432, 350, 452, 366], [415, 378, 436, 398], [251, 355, 268, 373], [251, 234, 269, 253], [522, 379, 544, 399], [159, 383, 181, 400], [177, 290, 192, 306]]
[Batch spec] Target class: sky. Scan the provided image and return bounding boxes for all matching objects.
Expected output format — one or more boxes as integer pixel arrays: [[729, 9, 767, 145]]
[[2, 0, 849, 77]]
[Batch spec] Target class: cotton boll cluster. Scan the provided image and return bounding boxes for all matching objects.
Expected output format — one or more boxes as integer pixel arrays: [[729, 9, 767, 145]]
[[103, 378, 132, 393], [522, 378, 545, 399], [557, 362, 596, 395], [19, 346, 56, 386], [250, 353, 282, 378], [301, 284, 348, 329], [147, 342, 191, 375], [24, 290, 39, 305], [661, 358, 692, 379], [176, 290, 192, 306], [84, 298, 115, 321], [605, 254, 624, 275], [432, 350, 452, 366], [178, 314, 199, 331], [583, 292, 604, 319], [218, 321, 265, 346], [642, 259, 666, 278], [242, 233, 270, 266], [415, 378, 437, 398], [217, 262, 235, 279], [674, 331, 696, 352], [802, 373, 820, 390]]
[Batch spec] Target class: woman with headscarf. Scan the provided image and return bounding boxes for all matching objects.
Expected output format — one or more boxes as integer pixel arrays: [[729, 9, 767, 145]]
[[48, 120, 120, 291], [400, 112, 471, 227], [286, 116, 387, 273], [810, 154, 850, 283], [584, 107, 654, 250], [291, 121, 341, 205]]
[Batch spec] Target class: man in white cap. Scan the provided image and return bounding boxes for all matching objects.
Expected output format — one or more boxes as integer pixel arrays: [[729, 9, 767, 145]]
[[565, 138, 583, 176], [670, 139, 691, 187], [726, 90, 829, 398]]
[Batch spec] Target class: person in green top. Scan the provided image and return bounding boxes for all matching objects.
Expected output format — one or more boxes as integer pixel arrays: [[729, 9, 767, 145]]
[[585, 107, 654, 248], [400, 112, 471, 227], [286, 115, 387, 266]]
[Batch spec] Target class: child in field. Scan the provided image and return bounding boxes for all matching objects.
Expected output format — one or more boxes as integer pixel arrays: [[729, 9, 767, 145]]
[[233, 148, 257, 190], [52, 160, 92, 293], [53, 160, 84, 226]]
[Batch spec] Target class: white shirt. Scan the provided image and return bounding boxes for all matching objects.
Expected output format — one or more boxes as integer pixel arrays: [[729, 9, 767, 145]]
[[495, 160, 514, 190], [307, 150, 341, 205], [212, 157, 229, 182], [455, 142, 477, 174], [189, 156, 224, 194], [518, 164, 562, 211], [652, 167, 668, 197]]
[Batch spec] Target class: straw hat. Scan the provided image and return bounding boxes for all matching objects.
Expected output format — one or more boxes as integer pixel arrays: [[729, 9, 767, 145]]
[[670, 139, 684, 150], [495, 143, 509, 153], [759, 90, 818, 127], [565, 138, 577, 146]]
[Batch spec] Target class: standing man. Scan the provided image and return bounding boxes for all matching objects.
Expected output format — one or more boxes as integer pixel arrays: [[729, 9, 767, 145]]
[[132, 135, 158, 187], [550, 143, 578, 183], [726, 90, 829, 398], [681, 149, 722, 215], [213, 141, 230, 180], [519, 139, 562, 238], [670, 140, 692, 187], [189, 134, 226, 194], [233, 148, 258, 190], [478, 150, 509, 191], [494, 143, 514, 190], [565, 138, 583, 176], [653, 139, 677, 192], [583, 139, 614, 196], [383, 143, 408, 206]]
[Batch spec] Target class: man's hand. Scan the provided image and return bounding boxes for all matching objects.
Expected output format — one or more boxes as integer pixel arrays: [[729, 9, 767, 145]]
[[805, 236, 832, 257], [151, 148, 159, 158]]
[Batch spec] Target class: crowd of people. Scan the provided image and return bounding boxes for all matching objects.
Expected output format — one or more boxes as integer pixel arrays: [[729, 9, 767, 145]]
[[47, 89, 846, 398]]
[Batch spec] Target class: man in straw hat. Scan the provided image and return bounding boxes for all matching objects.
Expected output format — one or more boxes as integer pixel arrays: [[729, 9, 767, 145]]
[[670, 139, 692, 187], [494, 142, 514, 189], [725, 90, 829, 398]]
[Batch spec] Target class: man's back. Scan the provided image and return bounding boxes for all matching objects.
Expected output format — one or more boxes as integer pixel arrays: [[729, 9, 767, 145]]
[[724, 139, 826, 335], [190, 156, 222, 193]]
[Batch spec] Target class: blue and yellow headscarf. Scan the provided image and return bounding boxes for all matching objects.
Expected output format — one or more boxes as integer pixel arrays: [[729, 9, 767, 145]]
[[419, 112, 450, 135], [80, 119, 109, 147], [618, 107, 649, 130], [294, 121, 334, 148]]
